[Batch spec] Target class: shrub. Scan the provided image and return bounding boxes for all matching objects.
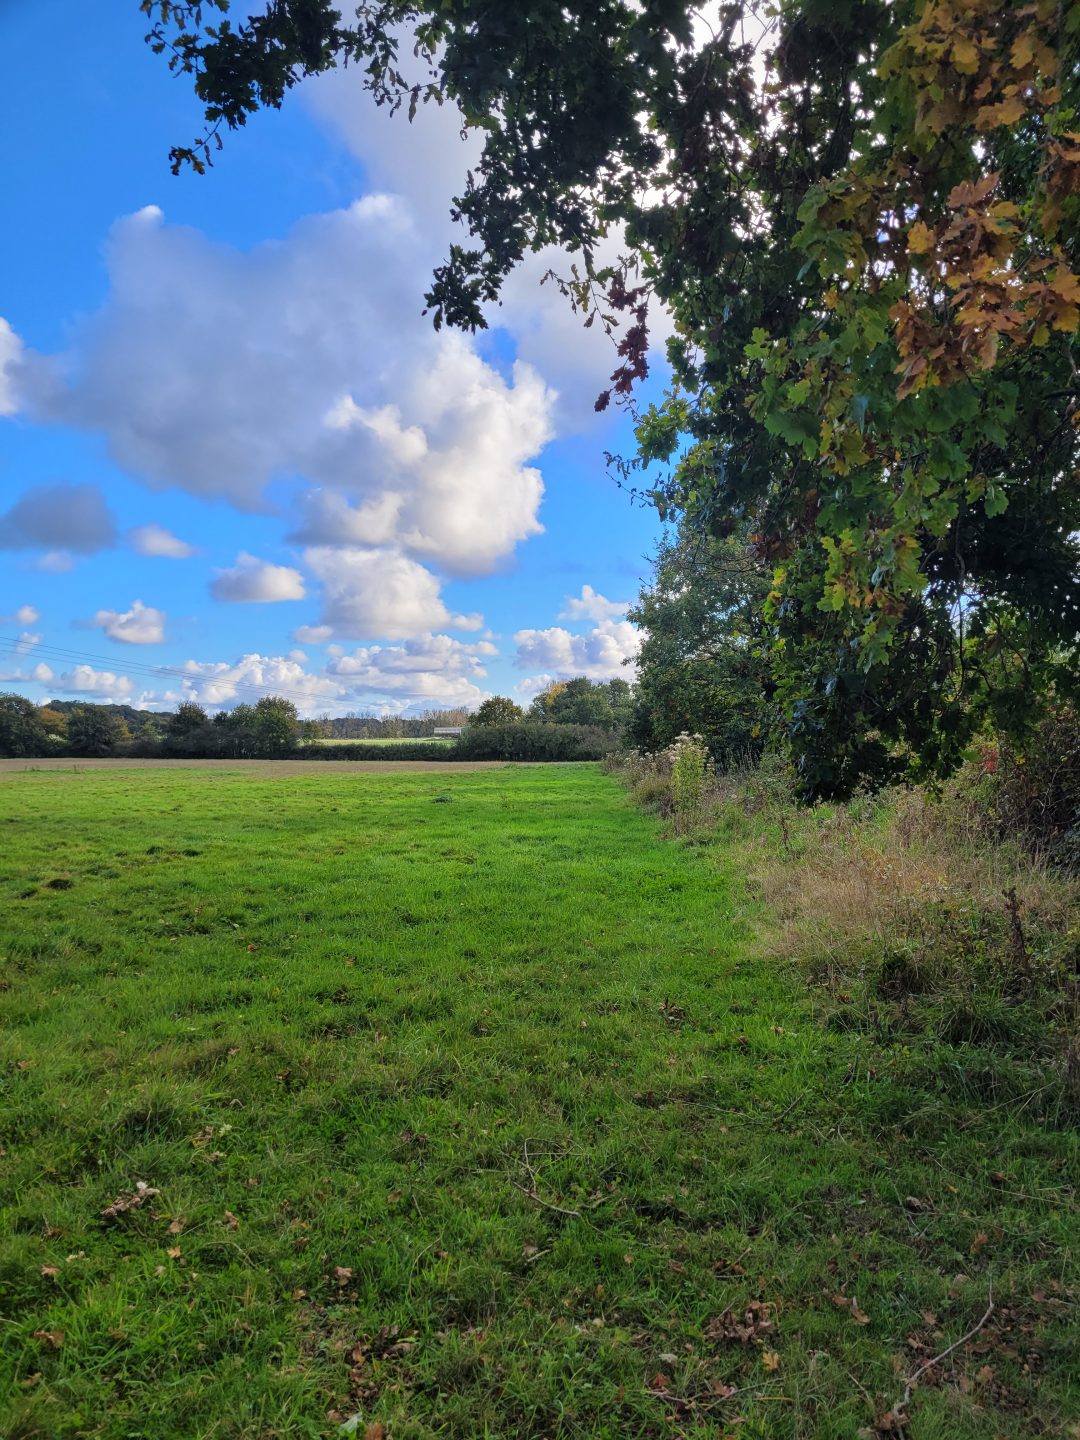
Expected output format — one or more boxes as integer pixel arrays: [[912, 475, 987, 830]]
[[455, 723, 618, 761], [299, 742, 459, 761], [668, 732, 709, 834]]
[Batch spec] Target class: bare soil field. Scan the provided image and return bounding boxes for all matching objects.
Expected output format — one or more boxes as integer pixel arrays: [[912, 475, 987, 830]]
[[0, 756, 507, 776]]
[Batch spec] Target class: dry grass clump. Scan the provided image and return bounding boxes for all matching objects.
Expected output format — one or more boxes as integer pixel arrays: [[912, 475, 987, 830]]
[[608, 748, 1080, 1110]]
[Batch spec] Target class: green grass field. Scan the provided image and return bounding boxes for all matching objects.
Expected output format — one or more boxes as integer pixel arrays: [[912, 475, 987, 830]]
[[1, 766, 1075, 1439]]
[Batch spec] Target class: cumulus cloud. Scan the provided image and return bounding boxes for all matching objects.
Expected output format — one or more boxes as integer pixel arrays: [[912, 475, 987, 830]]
[[0, 317, 23, 416], [0, 604, 39, 625], [0, 661, 54, 685], [14, 631, 41, 655], [559, 584, 631, 623], [129, 523, 195, 558], [211, 552, 306, 604], [91, 599, 166, 645], [302, 71, 657, 424], [513, 617, 640, 680], [305, 546, 481, 640], [160, 652, 343, 710], [326, 633, 495, 706], [56, 664, 134, 698], [19, 200, 554, 584], [0, 483, 116, 553]]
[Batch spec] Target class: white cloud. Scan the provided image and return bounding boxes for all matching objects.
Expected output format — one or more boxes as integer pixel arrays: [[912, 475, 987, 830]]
[[37, 551, 76, 573], [302, 71, 656, 427], [0, 317, 22, 416], [326, 633, 495, 706], [129, 523, 195, 558], [0, 483, 116, 553], [19, 200, 555, 584], [559, 585, 630, 623], [211, 552, 306, 604], [160, 652, 342, 710], [92, 599, 166, 645], [304, 546, 481, 640], [0, 604, 39, 625], [0, 661, 54, 685], [14, 631, 41, 655], [55, 664, 134, 698], [293, 624, 333, 645], [514, 672, 557, 698], [513, 618, 640, 680]]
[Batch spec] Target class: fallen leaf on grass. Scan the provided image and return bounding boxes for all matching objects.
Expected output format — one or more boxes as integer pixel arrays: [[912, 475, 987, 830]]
[[971, 1232, 989, 1256], [705, 1301, 774, 1345], [166, 1247, 182, 1260], [334, 1266, 354, 1287], [762, 1350, 781, 1371], [167, 1217, 185, 1235], [224, 1210, 239, 1231], [40, 1265, 60, 1279], [100, 1181, 160, 1222], [34, 1329, 64, 1349]]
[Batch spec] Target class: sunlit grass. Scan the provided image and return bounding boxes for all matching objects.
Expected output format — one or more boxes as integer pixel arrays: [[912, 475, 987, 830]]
[[1, 766, 1076, 1438]]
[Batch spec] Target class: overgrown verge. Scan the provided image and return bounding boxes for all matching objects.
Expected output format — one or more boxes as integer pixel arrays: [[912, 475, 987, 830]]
[[608, 735, 1080, 1119]]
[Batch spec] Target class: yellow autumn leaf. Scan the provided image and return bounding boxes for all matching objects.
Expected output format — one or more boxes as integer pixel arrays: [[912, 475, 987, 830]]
[[907, 221, 935, 255], [1052, 304, 1079, 334], [1051, 269, 1080, 304], [951, 37, 980, 73], [1010, 33, 1035, 69]]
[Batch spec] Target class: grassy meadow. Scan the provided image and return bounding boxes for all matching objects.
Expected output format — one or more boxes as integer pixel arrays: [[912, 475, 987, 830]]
[[0, 764, 1076, 1439]]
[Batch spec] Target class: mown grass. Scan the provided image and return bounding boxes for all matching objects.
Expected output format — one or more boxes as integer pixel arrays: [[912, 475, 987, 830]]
[[0, 765, 1076, 1439]]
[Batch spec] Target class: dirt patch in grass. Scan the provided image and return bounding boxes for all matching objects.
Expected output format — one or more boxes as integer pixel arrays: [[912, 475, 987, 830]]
[[0, 757, 510, 775]]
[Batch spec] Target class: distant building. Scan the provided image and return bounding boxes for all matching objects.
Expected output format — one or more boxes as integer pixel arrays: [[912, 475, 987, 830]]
[[433, 726, 462, 737]]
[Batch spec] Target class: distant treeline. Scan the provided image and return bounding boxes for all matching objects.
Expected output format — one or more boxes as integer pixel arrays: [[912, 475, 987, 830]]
[[0, 692, 620, 763], [317, 709, 472, 739]]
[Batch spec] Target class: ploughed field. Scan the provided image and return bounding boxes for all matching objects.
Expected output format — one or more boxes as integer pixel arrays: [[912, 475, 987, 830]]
[[0, 766, 1075, 1439]]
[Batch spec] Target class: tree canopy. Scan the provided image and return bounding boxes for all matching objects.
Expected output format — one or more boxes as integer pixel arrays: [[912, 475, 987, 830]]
[[144, 0, 1080, 793]]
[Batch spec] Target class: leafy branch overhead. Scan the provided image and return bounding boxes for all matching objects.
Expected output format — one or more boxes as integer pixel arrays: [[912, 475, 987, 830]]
[[143, 0, 1080, 795]]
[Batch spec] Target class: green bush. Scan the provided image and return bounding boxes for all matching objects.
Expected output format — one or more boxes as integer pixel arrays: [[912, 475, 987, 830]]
[[298, 742, 459, 761], [455, 723, 617, 761]]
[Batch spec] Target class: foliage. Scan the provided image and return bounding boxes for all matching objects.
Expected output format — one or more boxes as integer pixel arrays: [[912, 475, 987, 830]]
[[455, 721, 618, 761], [3, 765, 1078, 1437], [145, 0, 1080, 795], [0, 693, 50, 758], [527, 677, 634, 731], [66, 704, 125, 757], [974, 703, 1080, 867], [37, 707, 68, 740], [251, 694, 301, 756], [166, 701, 210, 742], [298, 740, 463, 761], [473, 695, 525, 725], [317, 708, 473, 740], [668, 732, 710, 834], [628, 525, 777, 764]]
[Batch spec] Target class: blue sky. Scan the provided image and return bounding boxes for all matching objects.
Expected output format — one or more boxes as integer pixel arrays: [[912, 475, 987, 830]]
[[0, 1, 665, 715]]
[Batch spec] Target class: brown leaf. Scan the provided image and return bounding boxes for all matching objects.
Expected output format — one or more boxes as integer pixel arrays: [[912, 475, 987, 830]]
[[334, 1266, 354, 1286], [224, 1210, 239, 1231], [970, 1231, 989, 1255], [100, 1181, 161, 1222], [166, 1246, 182, 1260], [364, 1424, 385, 1440], [762, 1349, 781, 1371], [40, 1265, 60, 1279], [34, 1329, 64, 1349], [167, 1217, 185, 1235]]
